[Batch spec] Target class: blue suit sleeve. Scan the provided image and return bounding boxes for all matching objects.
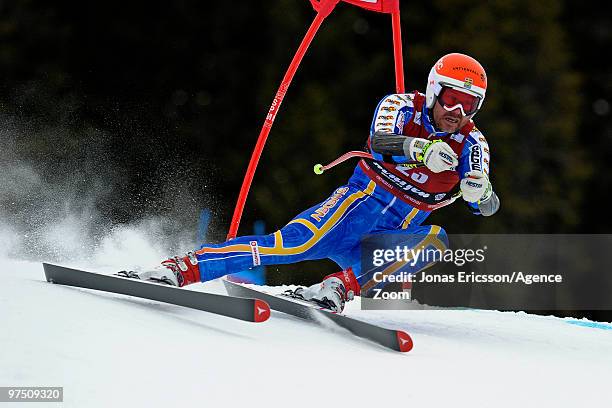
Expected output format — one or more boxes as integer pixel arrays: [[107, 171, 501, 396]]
[[368, 94, 415, 164], [458, 128, 491, 215]]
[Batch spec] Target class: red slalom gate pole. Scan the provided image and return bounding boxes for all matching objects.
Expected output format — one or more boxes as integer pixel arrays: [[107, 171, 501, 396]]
[[227, 0, 405, 239], [390, 2, 405, 93], [226, 0, 341, 240]]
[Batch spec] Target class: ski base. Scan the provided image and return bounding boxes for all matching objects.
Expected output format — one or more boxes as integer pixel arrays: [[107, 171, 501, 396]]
[[43, 263, 270, 323], [223, 279, 413, 352]]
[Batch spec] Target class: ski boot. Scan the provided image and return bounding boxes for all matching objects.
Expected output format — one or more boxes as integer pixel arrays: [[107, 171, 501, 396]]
[[117, 252, 201, 287], [288, 267, 360, 313]]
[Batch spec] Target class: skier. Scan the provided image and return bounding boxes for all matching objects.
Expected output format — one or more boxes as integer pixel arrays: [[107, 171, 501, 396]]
[[137, 52, 500, 312]]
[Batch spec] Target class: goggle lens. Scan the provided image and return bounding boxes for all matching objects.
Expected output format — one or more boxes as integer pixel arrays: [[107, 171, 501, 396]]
[[438, 87, 480, 116]]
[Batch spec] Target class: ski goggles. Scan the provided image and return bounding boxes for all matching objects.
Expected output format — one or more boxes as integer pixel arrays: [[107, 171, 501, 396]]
[[437, 86, 482, 116]]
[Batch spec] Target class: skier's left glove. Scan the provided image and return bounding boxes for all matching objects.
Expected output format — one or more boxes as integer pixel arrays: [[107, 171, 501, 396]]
[[460, 170, 493, 203]]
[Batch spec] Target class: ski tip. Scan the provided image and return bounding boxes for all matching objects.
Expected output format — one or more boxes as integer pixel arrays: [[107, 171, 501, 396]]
[[396, 331, 414, 352], [253, 299, 271, 323]]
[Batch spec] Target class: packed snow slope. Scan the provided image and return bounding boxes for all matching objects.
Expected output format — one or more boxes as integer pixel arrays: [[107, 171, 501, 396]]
[[1, 257, 611, 408]]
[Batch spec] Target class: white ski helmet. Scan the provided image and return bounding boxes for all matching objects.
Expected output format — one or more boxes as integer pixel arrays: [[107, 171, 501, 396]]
[[425, 53, 487, 116]]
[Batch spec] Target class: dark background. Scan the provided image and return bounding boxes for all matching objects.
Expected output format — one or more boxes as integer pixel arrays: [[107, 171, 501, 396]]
[[1, 1, 610, 289]]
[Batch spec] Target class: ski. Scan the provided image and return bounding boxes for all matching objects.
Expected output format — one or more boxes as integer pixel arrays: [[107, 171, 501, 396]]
[[223, 279, 413, 352], [42, 263, 270, 323]]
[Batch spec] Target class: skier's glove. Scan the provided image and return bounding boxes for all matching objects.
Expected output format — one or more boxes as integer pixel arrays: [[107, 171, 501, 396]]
[[406, 138, 458, 173], [460, 170, 493, 203]]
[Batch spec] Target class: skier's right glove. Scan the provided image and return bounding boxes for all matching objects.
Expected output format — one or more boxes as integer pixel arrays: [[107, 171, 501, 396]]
[[406, 138, 458, 173]]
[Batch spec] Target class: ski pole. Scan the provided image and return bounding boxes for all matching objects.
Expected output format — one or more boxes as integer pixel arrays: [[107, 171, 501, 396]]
[[314, 146, 428, 175], [313, 151, 374, 174]]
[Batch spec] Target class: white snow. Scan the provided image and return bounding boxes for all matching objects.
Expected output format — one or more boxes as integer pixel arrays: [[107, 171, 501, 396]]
[[1, 253, 611, 408]]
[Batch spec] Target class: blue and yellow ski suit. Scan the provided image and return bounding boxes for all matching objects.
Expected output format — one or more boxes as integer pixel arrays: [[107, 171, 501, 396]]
[[195, 92, 495, 291]]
